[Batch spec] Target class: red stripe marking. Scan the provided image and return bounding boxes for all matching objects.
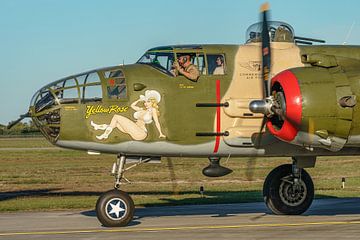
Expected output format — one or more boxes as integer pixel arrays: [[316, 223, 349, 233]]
[[213, 80, 221, 153]]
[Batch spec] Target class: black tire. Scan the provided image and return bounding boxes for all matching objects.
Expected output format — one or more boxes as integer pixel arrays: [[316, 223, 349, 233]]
[[96, 189, 134, 227], [263, 164, 314, 215]]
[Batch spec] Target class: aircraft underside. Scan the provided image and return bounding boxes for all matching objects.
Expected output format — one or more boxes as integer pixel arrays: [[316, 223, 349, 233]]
[[56, 138, 360, 158]]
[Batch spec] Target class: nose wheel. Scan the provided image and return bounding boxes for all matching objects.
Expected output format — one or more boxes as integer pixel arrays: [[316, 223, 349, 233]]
[[96, 189, 134, 227]]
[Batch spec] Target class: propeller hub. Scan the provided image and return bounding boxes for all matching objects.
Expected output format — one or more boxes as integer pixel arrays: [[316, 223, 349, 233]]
[[249, 98, 275, 117]]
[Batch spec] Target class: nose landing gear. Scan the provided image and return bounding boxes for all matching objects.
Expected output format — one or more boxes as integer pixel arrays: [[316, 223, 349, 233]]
[[96, 154, 135, 227]]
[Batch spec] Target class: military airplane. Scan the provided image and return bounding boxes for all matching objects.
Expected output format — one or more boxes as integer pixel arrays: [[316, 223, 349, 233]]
[[8, 3, 360, 227]]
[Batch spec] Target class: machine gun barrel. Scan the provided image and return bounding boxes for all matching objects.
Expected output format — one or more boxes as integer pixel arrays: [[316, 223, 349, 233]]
[[294, 36, 325, 43], [7, 112, 30, 129]]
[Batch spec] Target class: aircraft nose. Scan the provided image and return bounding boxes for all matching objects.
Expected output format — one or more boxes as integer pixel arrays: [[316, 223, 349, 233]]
[[29, 86, 61, 142]]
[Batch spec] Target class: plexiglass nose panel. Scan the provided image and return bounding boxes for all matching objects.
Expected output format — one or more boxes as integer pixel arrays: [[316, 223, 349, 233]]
[[30, 70, 103, 142], [30, 87, 62, 142]]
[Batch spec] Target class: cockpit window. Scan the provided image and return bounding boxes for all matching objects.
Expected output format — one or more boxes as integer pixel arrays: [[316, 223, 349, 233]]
[[137, 51, 175, 75], [207, 54, 226, 75], [192, 54, 206, 75], [171, 52, 204, 78], [246, 21, 294, 43]]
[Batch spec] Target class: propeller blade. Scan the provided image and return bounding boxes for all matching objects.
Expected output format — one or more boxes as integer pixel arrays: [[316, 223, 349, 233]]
[[257, 117, 267, 145], [245, 157, 256, 181], [7, 112, 30, 129], [247, 3, 272, 181], [260, 2, 271, 98], [250, 3, 272, 146]]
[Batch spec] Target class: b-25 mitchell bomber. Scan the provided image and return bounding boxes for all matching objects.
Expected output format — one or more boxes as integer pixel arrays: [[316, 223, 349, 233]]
[[8, 3, 360, 227]]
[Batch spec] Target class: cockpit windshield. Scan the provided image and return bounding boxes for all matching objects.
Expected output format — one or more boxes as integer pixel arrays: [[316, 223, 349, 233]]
[[246, 21, 295, 43], [137, 51, 175, 75]]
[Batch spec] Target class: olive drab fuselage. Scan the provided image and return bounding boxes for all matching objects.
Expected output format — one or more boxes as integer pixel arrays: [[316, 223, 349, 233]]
[[22, 13, 359, 228], [29, 40, 360, 157]]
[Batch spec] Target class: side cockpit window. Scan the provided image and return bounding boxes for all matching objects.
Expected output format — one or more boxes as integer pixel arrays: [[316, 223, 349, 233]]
[[138, 52, 175, 75], [207, 54, 226, 75], [193, 54, 206, 75], [105, 69, 127, 99]]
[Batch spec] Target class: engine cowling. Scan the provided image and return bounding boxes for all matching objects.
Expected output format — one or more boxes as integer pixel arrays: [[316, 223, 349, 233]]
[[266, 67, 356, 151]]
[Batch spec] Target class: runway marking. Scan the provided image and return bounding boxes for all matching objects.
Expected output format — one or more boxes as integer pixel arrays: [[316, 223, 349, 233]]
[[1, 220, 360, 237]]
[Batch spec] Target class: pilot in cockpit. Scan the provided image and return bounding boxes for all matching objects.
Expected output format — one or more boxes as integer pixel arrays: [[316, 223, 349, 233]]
[[171, 54, 200, 82]]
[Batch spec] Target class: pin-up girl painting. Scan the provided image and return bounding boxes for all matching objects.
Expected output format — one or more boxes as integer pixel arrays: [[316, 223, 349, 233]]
[[91, 90, 166, 141]]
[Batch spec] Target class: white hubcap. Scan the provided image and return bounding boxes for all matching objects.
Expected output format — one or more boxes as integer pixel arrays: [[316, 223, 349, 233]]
[[105, 198, 127, 220]]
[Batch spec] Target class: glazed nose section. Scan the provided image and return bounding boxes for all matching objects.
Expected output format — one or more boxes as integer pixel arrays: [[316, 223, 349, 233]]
[[30, 87, 61, 142]]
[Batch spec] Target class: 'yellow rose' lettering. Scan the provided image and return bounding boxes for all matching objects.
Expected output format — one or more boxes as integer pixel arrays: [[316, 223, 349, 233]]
[[85, 105, 129, 119]]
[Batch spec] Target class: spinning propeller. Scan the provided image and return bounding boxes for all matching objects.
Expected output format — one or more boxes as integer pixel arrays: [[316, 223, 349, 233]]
[[246, 3, 287, 180], [246, 3, 303, 180], [249, 2, 288, 141], [244, 3, 273, 181]]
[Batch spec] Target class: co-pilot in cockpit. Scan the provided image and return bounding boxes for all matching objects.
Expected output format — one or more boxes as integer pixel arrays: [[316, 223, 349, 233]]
[[246, 21, 295, 43]]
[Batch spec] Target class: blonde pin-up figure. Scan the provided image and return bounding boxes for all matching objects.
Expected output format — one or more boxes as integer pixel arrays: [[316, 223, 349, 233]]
[[91, 90, 166, 141]]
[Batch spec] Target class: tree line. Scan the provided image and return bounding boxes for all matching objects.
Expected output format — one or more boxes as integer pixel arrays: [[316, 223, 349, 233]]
[[0, 121, 41, 135]]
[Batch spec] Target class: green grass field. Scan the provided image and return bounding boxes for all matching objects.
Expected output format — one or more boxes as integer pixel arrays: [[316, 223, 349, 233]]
[[0, 137, 359, 212]]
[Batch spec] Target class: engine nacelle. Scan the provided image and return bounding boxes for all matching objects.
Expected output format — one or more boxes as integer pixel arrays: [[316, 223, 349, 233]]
[[267, 67, 356, 151]]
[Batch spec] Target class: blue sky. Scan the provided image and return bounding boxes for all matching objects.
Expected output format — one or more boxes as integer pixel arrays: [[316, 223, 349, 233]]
[[1, 0, 360, 124]]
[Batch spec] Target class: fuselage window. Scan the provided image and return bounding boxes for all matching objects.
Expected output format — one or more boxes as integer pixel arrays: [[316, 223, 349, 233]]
[[76, 74, 87, 85], [61, 78, 79, 103], [83, 72, 102, 102], [75, 74, 87, 99], [83, 85, 102, 102], [105, 70, 127, 99], [207, 54, 226, 75], [86, 72, 101, 84]]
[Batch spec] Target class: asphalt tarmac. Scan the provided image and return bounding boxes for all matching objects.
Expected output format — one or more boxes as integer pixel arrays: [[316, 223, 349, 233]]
[[0, 198, 360, 240]]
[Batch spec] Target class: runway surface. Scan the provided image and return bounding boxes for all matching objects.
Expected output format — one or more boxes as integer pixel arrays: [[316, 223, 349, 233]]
[[1, 198, 360, 240]]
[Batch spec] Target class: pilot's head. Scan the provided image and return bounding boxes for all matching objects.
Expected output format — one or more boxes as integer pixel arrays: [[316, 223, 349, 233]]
[[177, 54, 191, 66], [216, 56, 224, 66]]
